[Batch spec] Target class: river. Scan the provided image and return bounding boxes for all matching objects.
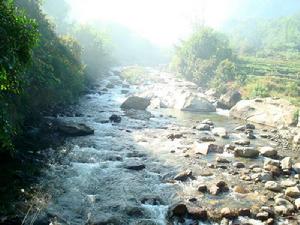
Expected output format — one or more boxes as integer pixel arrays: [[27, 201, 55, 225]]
[[24, 68, 298, 225]]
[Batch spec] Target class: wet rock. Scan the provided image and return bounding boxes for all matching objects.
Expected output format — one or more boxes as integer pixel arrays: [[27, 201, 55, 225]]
[[167, 133, 184, 140], [247, 132, 256, 139], [169, 203, 188, 217], [216, 157, 230, 163], [124, 109, 153, 120], [193, 142, 223, 155], [265, 181, 282, 192], [234, 139, 250, 146], [124, 163, 146, 171], [218, 90, 241, 109], [187, 207, 208, 220], [109, 114, 122, 123], [201, 119, 214, 126], [57, 122, 94, 136], [234, 147, 259, 158], [199, 136, 215, 142], [281, 157, 292, 170], [285, 186, 300, 198], [210, 181, 229, 195], [197, 185, 208, 193], [256, 211, 269, 221], [238, 208, 251, 217], [233, 185, 249, 194], [196, 123, 210, 131], [125, 205, 144, 217], [259, 146, 277, 158], [221, 207, 237, 219], [121, 96, 151, 110], [141, 196, 163, 205], [212, 127, 229, 139], [233, 162, 245, 168], [174, 169, 193, 182]]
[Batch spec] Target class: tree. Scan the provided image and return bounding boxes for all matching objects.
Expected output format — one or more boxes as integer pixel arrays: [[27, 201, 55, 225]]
[[172, 27, 233, 87], [0, 0, 38, 149]]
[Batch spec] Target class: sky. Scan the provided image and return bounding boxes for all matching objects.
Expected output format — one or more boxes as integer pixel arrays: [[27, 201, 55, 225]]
[[66, 0, 300, 47]]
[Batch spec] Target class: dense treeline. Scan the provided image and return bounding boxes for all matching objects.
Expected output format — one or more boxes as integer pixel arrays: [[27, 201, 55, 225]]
[[0, 0, 112, 151], [171, 13, 300, 105]]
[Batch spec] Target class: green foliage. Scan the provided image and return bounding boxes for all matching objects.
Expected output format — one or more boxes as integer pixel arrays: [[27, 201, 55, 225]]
[[171, 27, 233, 87], [0, 0, 38, 149], [250, 83, 270, 98]]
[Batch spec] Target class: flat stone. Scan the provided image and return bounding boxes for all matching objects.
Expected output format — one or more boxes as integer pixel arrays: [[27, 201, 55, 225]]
[[259, 146, 277, 158], [265, 181, 282, 192], [233, 185, 249, 194]]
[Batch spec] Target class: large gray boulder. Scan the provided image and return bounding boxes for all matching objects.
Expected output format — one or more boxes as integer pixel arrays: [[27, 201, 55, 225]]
[[230, 98, 299, 128], [179, 95, 216, 112], [218, 90, 241, 109], [121, 96, 151, 110]]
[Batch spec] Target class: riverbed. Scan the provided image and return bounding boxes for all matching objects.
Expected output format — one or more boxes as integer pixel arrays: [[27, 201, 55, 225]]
[[22, 69, 300, 225]]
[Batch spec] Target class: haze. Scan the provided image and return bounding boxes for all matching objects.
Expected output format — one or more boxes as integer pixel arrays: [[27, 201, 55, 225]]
[[67, 0, 300, 47]]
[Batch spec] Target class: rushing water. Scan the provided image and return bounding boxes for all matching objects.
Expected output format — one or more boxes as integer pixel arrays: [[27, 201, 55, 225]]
[[26, 71, 292, 225]]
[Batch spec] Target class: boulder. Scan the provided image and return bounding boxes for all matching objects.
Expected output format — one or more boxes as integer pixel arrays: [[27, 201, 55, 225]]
[[121, 96, 151, 110], [259, 146, 277, 158], [57, 122, 94, 136], [234, 147, 259, 158], [193, 142, 223, 155], [109, 114, 122, 123], [229, 98, 299, 128], [218, 90, 241, 109], [169, 203, 188, 217], [212, 127, 229, 139], [180, 95, 216, 112], [174, 169, 193, 182]]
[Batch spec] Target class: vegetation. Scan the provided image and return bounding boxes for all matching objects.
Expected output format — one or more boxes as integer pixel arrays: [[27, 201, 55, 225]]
[[0, 0, 113, 151], [172, 13, 300, 104]]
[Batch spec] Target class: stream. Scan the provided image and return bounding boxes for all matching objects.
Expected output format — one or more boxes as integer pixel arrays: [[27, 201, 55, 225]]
[[25, 68, 299, 225]]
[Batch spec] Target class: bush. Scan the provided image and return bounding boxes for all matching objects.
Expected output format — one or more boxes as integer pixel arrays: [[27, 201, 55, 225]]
[[250, 84, 270, 98]]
